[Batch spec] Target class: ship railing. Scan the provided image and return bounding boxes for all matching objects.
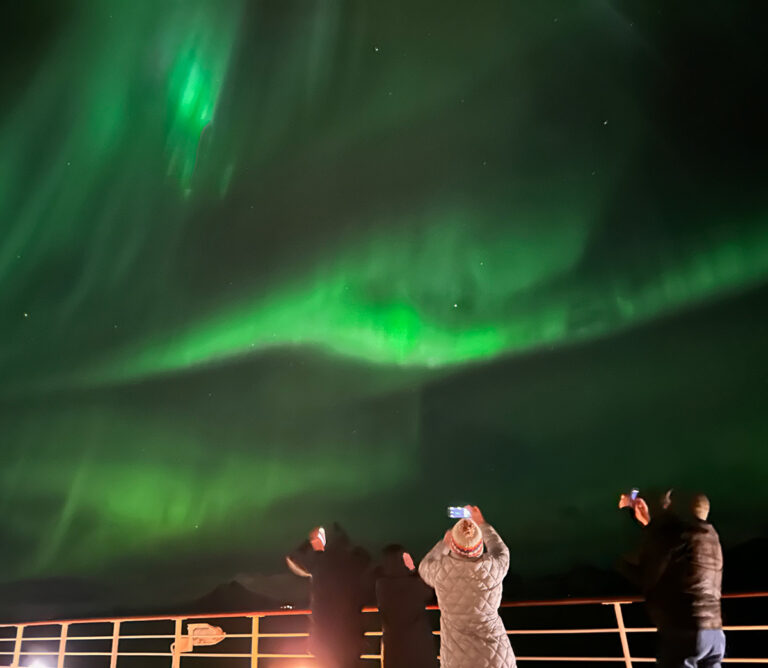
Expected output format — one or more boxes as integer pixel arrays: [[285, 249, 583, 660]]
[[1, 591, 767, 666]]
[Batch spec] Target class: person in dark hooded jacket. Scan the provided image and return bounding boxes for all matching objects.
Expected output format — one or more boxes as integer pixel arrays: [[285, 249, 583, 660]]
[[375, 544, 439, 668], [286, 523, 368, 668], [619, 490, 725, 667]]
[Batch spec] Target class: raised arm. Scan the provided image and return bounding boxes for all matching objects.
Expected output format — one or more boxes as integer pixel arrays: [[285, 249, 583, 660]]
[[286, 527, 326, 577], [482, 523, 509, 562], [480, 523, 510, 584], [418, 533, 450, 587], [463, 506, 509, 586], [286, 539, 318, 576]]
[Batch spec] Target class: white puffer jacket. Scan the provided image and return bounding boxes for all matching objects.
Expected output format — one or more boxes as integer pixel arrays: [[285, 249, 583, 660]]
[[418, 523, 516, 668]]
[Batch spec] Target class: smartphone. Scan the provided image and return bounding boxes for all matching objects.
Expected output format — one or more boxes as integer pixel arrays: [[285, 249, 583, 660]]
[[447, 506, 470, 519], [630, 488, 639, 501]]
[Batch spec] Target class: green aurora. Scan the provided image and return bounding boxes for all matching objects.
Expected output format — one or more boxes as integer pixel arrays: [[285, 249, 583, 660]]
[[1, 0, 767, 601]]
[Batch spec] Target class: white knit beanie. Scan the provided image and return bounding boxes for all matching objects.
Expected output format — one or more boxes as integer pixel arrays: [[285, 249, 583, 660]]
[[450, 519, 484, 558]]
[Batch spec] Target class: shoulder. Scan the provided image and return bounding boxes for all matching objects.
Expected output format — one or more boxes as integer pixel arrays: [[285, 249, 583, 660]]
[[691, 520, 721, 542]]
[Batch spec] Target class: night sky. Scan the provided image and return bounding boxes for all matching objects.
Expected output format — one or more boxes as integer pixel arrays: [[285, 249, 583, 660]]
[[2, 0, 768, 608]]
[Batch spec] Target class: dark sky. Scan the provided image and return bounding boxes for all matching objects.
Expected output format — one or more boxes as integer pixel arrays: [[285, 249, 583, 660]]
[[1, 0, 767, 607]]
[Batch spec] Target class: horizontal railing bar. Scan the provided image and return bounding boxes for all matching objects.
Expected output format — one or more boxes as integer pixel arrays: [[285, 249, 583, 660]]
[[507, 628, 639, 635], [724, 661, 768, 664], [11, 651, 173, 657], [10, 634, 176, 641], [3, 590, 766, 629], [34, 652, 112, 657], [7, 628, 690, 640], [514, 657, 648, 662], [0, 650, 765, 663], [16, 636, 106, 641], [1, 652, 765, 664], [5, 628, 679, 641], [176, 653, 256, 658]]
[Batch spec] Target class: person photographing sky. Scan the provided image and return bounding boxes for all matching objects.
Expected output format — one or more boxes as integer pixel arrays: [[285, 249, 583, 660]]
[[286, 523, 369, 668], [419, 505, 516, 668], [619, 490, 725, 667]]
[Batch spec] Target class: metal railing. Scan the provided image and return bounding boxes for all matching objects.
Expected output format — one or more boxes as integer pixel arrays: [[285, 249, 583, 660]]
[[1, 591, 766, 666]]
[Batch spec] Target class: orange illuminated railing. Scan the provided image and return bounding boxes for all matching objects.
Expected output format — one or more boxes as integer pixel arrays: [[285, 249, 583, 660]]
[[1, 592, 767, 666]]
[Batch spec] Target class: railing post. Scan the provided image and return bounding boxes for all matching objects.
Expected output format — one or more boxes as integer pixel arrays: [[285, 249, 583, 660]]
[[57, 622, 69, 668], [250, 615, 260, 668], [110, 620, 121, 668], [10, 625, 23, 668], [172, 619, 183, 668], [612, 602, 633, 668]]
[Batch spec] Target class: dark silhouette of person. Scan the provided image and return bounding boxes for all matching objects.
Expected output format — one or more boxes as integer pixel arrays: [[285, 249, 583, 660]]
[[375, 544, 439, 668], [619, 490, 725, 667], [286, 523, 369, 668]]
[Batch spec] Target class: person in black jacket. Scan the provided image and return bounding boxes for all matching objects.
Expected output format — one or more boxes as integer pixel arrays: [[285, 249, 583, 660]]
[[619, 491, 725, 667], [286, 523, 369, 668], [375, 544, 439, 668]]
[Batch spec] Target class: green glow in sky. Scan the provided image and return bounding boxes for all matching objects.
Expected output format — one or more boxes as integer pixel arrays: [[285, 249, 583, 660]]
[[84, 211, 768, 384], [1, 0, 768, 604]]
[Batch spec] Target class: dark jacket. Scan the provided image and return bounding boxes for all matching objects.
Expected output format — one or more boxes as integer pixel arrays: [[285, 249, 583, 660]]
[[376, 551, 438, 668], [636, 515, 723, 631], [288, 528, 369, 668]]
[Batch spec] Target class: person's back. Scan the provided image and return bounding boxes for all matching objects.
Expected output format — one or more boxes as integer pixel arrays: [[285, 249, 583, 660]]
[[419, 506, 516, 668], [651, 519, 723, 631], [287, 525, 367, 668], [637, 493, 725, 667], [685, 519, 723, 628], [375, 545, 438, 668]]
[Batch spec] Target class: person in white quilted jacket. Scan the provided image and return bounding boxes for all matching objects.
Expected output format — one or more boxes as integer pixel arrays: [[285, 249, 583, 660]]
[[418, 505, 516, 668]]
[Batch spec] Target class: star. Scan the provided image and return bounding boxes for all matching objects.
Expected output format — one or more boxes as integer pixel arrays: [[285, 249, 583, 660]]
[[374, 46, 379, 52], [603, 120, 608, 126], [23, 312, 29, 318], [453, 303, 458, 308]]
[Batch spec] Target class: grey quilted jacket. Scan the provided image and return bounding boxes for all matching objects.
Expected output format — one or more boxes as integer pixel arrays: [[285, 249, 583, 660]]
[[418, 524, 516, 668]]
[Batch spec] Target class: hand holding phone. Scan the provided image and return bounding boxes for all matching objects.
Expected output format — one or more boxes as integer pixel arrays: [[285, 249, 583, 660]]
[[309, 526, 326, 551], [618, 489, 640, 510], [447, 506, 471, 519]]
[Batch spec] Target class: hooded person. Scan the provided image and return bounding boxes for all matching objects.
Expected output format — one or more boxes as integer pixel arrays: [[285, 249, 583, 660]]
[[286, 523, 368, 668], [375, 544, 439, 668], [418, 505, 516, 668]]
